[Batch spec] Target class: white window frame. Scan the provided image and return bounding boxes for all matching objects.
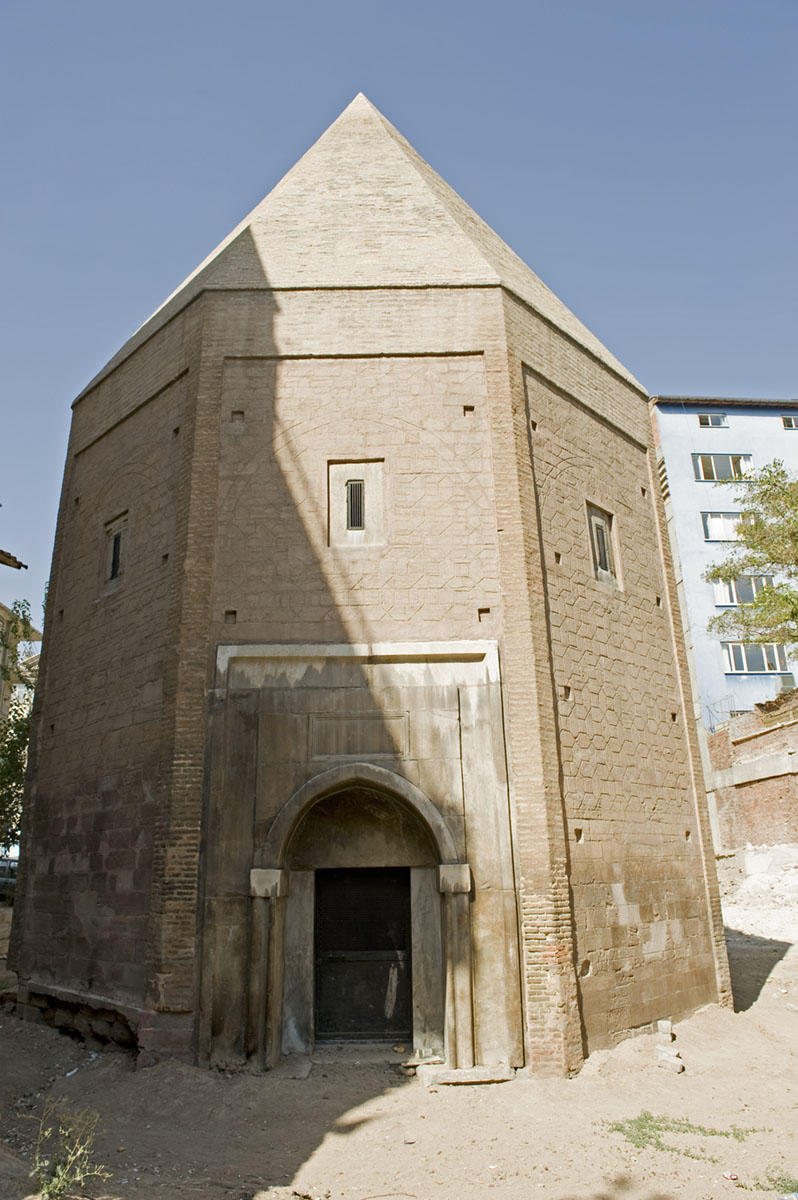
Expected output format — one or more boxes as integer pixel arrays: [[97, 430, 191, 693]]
[[692, 453, 752, 481], [782, 415, 798, 430], [713, 575, 773, 606], [697, 412, 728, 428], [701, 512, 741, 541], [722, 642, 788, 674]]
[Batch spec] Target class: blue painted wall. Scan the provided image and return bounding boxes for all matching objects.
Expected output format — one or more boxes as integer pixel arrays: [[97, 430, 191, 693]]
[[654, 400, 798, 727]]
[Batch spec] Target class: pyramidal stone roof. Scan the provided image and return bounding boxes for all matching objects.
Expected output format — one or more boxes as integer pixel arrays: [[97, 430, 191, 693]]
[[79, 94, 642, 397]]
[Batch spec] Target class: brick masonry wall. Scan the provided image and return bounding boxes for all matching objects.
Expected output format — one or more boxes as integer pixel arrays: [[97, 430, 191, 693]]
[[11, 305, 201, 1008], [501, 291, 729, 1051], [708, 690, 798, 847], [14, 278, 730, 1068], [213, 354, 501, 642]]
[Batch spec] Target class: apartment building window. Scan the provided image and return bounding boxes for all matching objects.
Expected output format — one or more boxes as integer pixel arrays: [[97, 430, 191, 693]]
[[692, 453, 752, 481], [722, 642, 788, 673], [783, 416, 798, 430], [713, 575, 773, 606], [701, 512, 741, 540], [698, 413, 727, 428], [587, 504, 617, 582]]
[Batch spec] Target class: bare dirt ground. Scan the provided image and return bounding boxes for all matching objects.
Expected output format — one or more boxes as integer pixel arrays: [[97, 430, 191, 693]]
[[0, 846, 796, 1200]]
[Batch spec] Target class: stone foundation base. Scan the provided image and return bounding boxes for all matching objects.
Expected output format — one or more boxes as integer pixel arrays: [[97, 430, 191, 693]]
[[14, 981, 194, 1065]]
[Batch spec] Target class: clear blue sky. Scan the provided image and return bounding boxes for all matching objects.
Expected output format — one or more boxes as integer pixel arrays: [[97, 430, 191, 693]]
[[1, 0, 796, 613]]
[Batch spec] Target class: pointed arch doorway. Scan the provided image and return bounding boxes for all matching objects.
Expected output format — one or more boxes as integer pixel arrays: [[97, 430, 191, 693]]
[[248, 763, 472, 1068]]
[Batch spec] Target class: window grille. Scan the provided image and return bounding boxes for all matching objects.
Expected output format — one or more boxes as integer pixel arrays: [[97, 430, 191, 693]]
[[346, 480, 365, 530]]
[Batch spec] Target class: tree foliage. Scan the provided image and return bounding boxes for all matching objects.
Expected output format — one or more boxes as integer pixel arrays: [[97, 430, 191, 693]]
[[0, 598, 36, 851], [704, 459, 798, 647], [0, 690, 32, 852]]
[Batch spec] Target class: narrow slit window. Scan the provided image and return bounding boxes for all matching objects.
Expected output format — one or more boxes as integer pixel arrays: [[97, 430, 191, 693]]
[[346, 479, 365, 530], [103, 512, 128, 587], [110, 531, 122, 580], [587, 504, 617, 582]]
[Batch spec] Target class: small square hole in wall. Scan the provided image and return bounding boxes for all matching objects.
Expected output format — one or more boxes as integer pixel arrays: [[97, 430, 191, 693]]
[[173, 426, 181, 437], [671, 712, 678, 722], [231, 410, 245, 423], [74, 496, 80, 505], [560, 684, 571, 701], [554, 552, 562, 564], [685, 829, 692, 841], [463, 404, 475, 415], [477, 607, 491, 622], [641, 486, 647, 498], [529, 418, 538, 431], [224, 610, 237, 625], [579, 958, 591, 977], [656, 595, 662, 607], [574, 827, 584, 843], [162, 553, 169, 564], [58, 609, 64, 620]]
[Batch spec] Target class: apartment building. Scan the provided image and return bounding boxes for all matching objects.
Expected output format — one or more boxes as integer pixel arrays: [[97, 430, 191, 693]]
[[652, 397, 798, 729]]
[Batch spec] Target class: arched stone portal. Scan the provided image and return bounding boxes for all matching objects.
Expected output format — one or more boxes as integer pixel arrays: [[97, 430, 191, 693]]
[[247, 765, 473, 1070]]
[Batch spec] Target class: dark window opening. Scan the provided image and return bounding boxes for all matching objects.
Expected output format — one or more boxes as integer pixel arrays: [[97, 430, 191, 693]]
[[587, 504, 616, 582], [110, 531, 122, 580]]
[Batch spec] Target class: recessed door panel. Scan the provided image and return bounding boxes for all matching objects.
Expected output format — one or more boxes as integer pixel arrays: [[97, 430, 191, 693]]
[[314, 867, 412, 1039]]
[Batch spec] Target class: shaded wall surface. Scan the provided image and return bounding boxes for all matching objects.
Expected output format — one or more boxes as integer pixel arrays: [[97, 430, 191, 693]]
[[708, 689, 798, 849], [10, 305, 200, 1010], [499, 294, 729, 1050]]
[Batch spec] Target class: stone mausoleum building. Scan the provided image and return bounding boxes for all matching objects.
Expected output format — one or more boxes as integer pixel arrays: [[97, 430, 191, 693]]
[[11, 96, 730, 1075]]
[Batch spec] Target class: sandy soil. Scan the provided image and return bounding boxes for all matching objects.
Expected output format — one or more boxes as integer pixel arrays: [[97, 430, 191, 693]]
[[0, 847, 796, 1200]]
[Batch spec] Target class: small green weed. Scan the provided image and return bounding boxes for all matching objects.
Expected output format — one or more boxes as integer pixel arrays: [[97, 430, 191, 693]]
[[605, 1110, 762, 1162], [755, 1165, 798, 1192], [32, 1097, 111, 1199]]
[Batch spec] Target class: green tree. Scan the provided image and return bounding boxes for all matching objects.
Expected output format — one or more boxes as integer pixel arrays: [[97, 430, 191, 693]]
[[0, 599, 35, 852], [0, 691, 32, 852], [704, 459, 798, 647]]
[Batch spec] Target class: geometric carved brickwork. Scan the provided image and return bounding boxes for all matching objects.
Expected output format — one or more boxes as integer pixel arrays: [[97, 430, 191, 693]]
[[10, 94, 730, 1073]]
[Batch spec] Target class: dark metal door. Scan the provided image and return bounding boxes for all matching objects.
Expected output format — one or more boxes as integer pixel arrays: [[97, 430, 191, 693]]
[[314, 867, 412, 1040]]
